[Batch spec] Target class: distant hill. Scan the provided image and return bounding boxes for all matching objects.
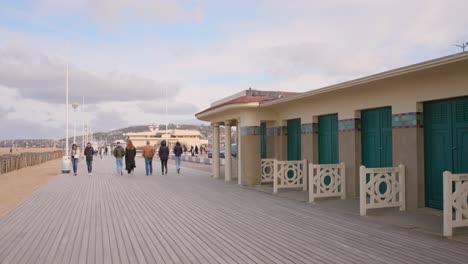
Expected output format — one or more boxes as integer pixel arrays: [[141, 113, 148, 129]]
[[0, 124, 213, 148]]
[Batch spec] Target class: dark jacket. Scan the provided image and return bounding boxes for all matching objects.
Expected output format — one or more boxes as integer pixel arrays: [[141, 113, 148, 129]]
[[173, 144, 183, 157], [113, 146, 125, 158], [125, 147, 137, 170], [159, 146, 170, 160], [84, 146, 94, 161]]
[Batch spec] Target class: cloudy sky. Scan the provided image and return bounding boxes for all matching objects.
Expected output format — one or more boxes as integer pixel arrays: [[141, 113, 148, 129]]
[[1, 0, 467, 139]]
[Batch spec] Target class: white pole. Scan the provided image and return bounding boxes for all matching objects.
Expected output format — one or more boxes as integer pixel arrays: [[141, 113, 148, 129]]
[[65, 60, 69, 155], [82, 96, 85, 149], [165, 86, 168, 134], [73, 110, 76, 144]]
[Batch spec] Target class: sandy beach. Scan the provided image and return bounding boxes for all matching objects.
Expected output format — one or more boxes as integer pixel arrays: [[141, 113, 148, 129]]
[[0, 159, 61, 218]]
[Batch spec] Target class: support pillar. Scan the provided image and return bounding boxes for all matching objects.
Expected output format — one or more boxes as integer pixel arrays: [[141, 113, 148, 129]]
[[212, 123, 220, 178], [239, 125, 261, 186], [392, 106, 424, 209], [338, 113, 361, 198], [237, 120, 242, 185], [225, 122, 232, 182]]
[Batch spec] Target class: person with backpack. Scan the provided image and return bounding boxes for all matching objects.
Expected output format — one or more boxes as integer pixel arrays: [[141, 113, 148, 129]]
[[158, 140, 170, 175], [113, 142, 126, 176], [84, 142, 95, 176], [173, 141, 183, 174], [142, 141, 155, 176]]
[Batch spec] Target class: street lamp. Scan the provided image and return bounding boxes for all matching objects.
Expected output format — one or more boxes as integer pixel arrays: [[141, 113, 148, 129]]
[[72, 102, 79, 144], [61, 42, 71, 173]]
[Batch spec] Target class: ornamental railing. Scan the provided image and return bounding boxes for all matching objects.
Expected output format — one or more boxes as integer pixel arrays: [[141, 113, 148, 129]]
[[359, 165, 406, 216], [443, 171, 468, 236], [273, 159, 308, 194], [261, 159, 275, 183], [309, 163, 346, 203]]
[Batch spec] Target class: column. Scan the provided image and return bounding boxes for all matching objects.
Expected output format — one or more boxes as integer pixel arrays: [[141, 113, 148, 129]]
[[301, 116, 318, 164], [338, 112, 361, 198], [225, 121, 232, 182], [237, 120, 242, 185], [212, 123, 220, 178], [392, 104, 424, 209], [239, 124, 261, 186]]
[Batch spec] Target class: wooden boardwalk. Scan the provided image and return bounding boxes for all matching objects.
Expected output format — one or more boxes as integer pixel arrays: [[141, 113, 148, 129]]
[[0, 157, 467, 264]]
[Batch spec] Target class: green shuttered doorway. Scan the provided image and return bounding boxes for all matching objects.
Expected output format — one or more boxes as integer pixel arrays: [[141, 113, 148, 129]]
[[287, 119, 302, 161], [319, 114, 339, 164], [361, 107, 393, 168], [260, 122, 267, 159], [424, 97, 468, 209]]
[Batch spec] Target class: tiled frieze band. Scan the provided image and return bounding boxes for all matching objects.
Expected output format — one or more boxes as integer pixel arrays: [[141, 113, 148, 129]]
[[240, 126, 260, 136], [339, 118, 361, 132], [301, 123, 318, 134], [267, 127, 276, 137], [392, 112, 423, 128]]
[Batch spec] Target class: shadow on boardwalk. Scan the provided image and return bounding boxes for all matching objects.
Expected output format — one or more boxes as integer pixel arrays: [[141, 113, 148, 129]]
[[1, 156, 467, 264]]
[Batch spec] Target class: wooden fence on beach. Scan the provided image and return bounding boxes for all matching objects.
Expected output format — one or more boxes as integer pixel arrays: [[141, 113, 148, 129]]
[[0, 150, 63, 174]]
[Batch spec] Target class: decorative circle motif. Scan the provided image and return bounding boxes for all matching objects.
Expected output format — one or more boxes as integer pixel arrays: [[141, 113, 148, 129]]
[[320, 174, 335, 188], [374, 174, 392, 199]]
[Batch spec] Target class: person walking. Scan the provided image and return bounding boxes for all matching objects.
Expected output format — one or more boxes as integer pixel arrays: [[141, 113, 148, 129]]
[[158, 140, 169, 175], [173, 141, 183, 174], [70, 144, 80, 176], [113, 142, 126, 176], [195, 145, 199, 156], [125, 140, 137, 175], [84, 142, 95, 175], [189, 145, 194, 156], [142, 141, 155, 176], [99, 146, 104, 159]]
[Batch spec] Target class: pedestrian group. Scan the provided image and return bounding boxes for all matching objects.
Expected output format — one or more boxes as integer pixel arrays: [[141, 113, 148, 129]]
[[70, 140, 186, 177]]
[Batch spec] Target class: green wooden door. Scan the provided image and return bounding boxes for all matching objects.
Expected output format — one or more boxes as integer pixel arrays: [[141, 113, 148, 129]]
[[260, 122, 267, 159], [425, 97, 468, 209], [361, 107, 393, 168], [287, 119, 302, 161], [319, 114, 339, 164]]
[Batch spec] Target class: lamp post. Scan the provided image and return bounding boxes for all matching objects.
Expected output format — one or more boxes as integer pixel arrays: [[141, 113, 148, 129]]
[[61, 52, 72, 173], [72, 102, 79, 144]]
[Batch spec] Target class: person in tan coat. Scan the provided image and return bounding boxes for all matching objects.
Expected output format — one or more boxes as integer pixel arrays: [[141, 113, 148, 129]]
[[142, 141, 155, 176]]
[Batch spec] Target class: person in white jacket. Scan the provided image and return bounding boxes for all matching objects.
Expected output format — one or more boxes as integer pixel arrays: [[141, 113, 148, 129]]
[[70, 144, 80, 176]]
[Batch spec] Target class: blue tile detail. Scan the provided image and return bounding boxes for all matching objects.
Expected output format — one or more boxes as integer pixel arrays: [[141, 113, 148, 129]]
[[240, 126, 261, 136], [392, 112, 423, 128], [339, 119, 361, 132], [301, 123, 318, 134]]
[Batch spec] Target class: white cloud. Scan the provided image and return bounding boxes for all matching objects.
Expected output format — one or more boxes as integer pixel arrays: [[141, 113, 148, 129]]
[[36, 0, 204, 30], [0, 44, 180, 103], [2, 0, 468, 139]]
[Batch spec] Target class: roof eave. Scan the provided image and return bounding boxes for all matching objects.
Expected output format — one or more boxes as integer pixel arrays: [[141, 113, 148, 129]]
[[261, 52, 468, 107], [196, 102, 260, 121]]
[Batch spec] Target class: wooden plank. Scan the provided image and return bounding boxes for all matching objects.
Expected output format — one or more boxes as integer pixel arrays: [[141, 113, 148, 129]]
[[1, 157, 468, 264]]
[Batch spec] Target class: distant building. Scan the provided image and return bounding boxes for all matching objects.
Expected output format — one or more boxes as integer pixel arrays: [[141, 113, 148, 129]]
[[125, 126, 206, 149]]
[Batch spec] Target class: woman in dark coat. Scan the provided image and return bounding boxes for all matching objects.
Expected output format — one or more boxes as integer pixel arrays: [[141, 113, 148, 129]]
[[158, 140, 170, 175], [125, 140, 137, 174]]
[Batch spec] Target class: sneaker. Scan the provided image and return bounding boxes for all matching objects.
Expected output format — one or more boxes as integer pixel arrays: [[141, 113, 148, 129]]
[[90, 173, 92, 176], [120, 171, 123, 176], [177, 169, 180, 174]]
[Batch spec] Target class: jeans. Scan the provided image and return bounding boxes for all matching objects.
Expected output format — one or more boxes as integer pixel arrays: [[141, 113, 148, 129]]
[[86, 160, 93, 173], [175, 156, 181, 171], [145, 158, 153, 175], [72, 158, 79, 173], [161, 159, 168, 174], [115, 158, 123, 174]]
